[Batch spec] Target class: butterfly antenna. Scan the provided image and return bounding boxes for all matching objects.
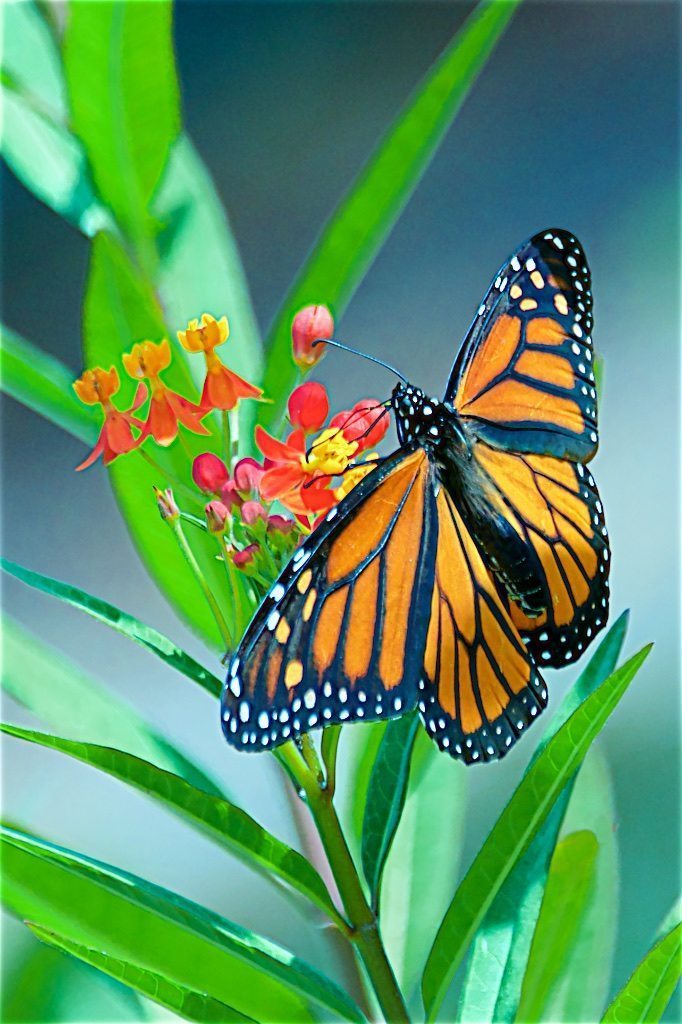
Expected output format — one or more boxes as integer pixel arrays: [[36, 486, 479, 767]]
[[313, 338, 408, 384]]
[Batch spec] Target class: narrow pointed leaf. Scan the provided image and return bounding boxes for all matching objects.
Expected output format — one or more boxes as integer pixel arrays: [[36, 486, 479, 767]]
[[515, 830, 599, 1023], [456, 612, 629, 1023], [422, 644, 651, 1021], [1, 723, 343, 927], [260, 0, 520, 423], [361, 713, 419, 908], [1, 614, 223, 797], [1, 558, 222, 698], [1, 325, 99, 444], [601, 923, 681, 1024], [546, 748, 619, 1023], [1, 825, 365, 1023], [381, 728, 467, 1000], [63, 0, 180, 255], [28, 923, 256, 1023]]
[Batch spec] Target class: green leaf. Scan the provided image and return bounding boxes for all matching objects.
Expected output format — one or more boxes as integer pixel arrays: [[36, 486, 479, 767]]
[[547, 747, 619, 1023], [63, 0, 180, 259], [1, 613, 223, 798], [456, 613, 629, 1024], [1, 558, 222, 699], [0, 325, 100, 445], [0, 81, 105, 234], [83, 230, 252, 651], [380, 728, 467, 1001], [153, 135, 263, 449], [601, 923, 681, 1024], [1, 825, 365, 1023], [28, 924, 256, 1024], [361, 713, 419, 909], [342, 721, 388, 862], [422, 643, 652, 1021], [260, 0, 520, 424], [1, 722, 342, 928], [515, 830, 599, 1023], [1, 1, 67, 117]]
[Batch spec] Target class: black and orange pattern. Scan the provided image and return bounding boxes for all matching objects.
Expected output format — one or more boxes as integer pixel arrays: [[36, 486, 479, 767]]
[[221, 228, 610, 763], [448, 229, 597, 462]]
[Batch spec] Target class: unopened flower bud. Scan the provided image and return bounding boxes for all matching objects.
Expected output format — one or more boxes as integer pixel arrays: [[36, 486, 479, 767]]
[[192, 453, 229, 494], [267, 514, 295, 535], [241, 500, 268, 526], [292, 305, 334, 368], [233, 457, 265, 494], [220, 479, 243, 511], [232, 543, 259, 569], [205, 499, 229, 533], [154, 486, 179, 522], [288, 381, 329, 433]]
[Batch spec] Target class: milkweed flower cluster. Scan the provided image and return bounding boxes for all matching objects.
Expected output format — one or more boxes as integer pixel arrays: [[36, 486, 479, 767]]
[[73, 303, 389, 589]]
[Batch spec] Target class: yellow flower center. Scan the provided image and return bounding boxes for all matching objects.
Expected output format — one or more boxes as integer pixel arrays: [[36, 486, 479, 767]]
[[73, 366, 120, 406], [177, 314, 229, 354], [302, 428, 358, 477]]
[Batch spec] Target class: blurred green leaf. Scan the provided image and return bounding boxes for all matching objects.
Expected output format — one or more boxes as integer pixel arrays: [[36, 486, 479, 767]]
[[601, 923, 681, 1024], [381, 728, 467, 1002], [63, 0, 180, 263], [260, 0, 520, 424], [342, 721, 388, 862], [1, 1, 66, 116], [516, 830, 599, 1023], [2, 825, 365, 1023], [1, 614, 223, 797], [0, 81, 105, 234], [28, 924, 254, 1023], [0, 325, 99, 444], [456, 612, 629, 1024], [2, 722, 343, 927], [82, 231, 251, 650], [422, 643, 651, 1021], [547, 747, 619, 1022], [361, 713, 419, 909], [154, 135, 263, 448], [1, 558, 222, 699]]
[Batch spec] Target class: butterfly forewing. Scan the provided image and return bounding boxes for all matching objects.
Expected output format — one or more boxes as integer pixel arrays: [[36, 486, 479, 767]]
[[222, 449, 438, 750], [447, 228, 597, 462]]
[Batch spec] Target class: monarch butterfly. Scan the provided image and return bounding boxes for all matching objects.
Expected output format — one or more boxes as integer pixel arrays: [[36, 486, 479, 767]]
[[221, 228, 610, 764]]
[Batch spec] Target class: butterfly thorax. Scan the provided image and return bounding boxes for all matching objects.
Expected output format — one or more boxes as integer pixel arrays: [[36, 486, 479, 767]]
[[392, 382, 468, 454]]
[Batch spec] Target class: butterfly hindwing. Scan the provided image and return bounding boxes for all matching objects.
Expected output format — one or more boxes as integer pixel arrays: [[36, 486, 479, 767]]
[[221, 448, 438, 750], [419, 488, 548, 763], [446, 228, 597, 462]]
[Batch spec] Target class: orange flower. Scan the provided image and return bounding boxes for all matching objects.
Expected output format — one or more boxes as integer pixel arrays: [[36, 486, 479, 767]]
[[256, 425, 356, 518], [177, 313, 262, 411], [122, 339, 209, 446], [73, 366, 146, 471]]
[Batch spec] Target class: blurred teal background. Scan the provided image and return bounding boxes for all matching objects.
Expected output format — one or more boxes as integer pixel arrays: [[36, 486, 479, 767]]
[[2, 1, 679, 1019]]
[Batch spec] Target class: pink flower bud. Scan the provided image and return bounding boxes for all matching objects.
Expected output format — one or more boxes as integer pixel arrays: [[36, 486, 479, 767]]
[[232, 543, 259, 569], [192, 453, 229, 494], [205, 499, 229, 533], [292, 305, 334, 368], [241, 500, 267, 525], [220, 479, 243, 511], [267, 514, 295, 535], [331, 400, 389, 451], [154, 486, 179, 522], [288, 381, 329, 433], [233, 457, 265, 494]]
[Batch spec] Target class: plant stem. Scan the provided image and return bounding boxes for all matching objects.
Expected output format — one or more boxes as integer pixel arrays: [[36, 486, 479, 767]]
[[222, 411, 231, 465], [279, 742, 409, 1022], [169, 518, 233, 650]]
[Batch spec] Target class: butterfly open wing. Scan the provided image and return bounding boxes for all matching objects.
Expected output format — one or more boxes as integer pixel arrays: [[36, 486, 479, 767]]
[[419, 488, 548, 763], [222, 448, 438, 750], [447, 228, 597, 462]]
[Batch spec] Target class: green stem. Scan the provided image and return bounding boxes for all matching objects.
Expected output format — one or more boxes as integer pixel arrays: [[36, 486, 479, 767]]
[[278, 742, 409, 1022], [169, 517, 233, 650], [229, 407, 240, 469], [222, 411, 231, 465]]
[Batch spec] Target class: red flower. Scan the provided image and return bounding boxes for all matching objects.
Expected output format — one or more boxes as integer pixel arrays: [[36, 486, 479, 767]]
[[288, 382, 329, 433], [192, 453, 230, 494], [330, 399, 389, 452], [292, 305, 334, 368], [178, 314, 262, 411], [73, 366, 147, 471], [122, 340, 209, 447]]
